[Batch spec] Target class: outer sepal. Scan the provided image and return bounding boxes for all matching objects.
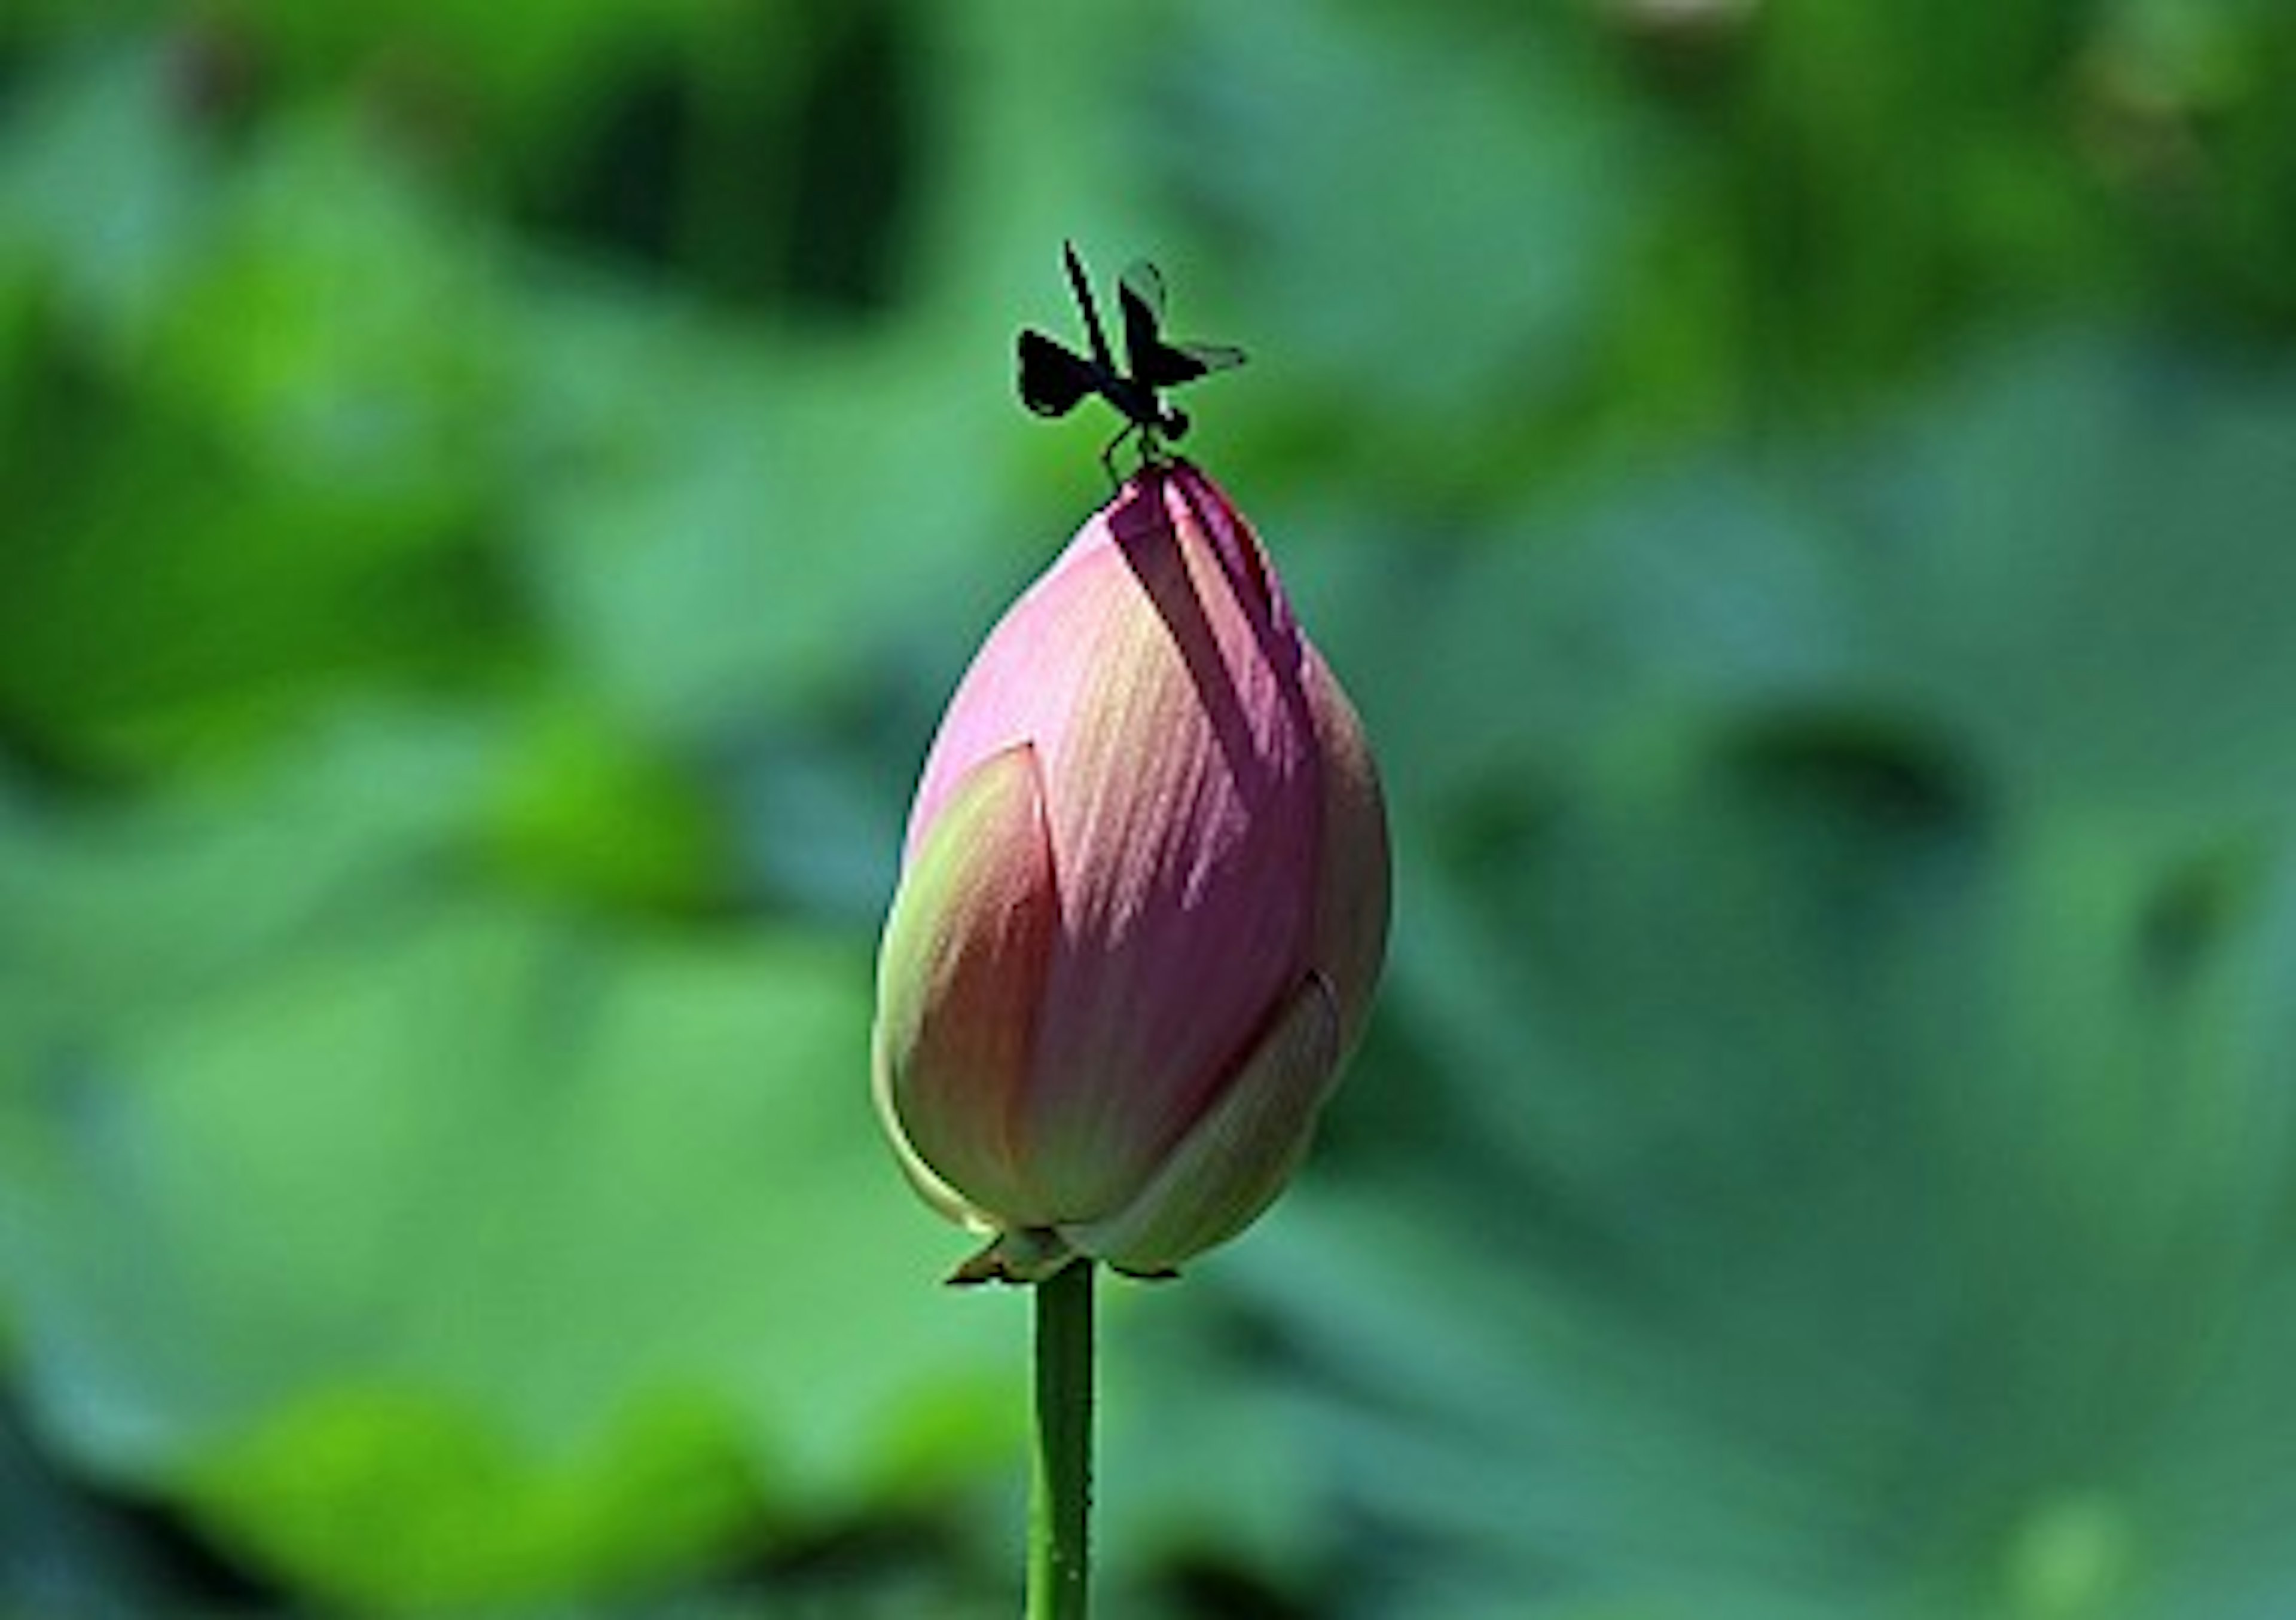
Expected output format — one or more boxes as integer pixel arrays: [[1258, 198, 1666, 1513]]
[[946, 1226, 1080, 1286]]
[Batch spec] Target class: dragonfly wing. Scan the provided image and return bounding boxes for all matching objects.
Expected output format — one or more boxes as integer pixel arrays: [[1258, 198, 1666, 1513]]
[[1018, 330, 1096, 417], [1118, 264, 1171, 380], [1181, 340, 1246, 372], [1062, 242, 1115, 372], [1175, 340, 1247, 378], [1132, 336, 1247, 389], [1118, 261, 1168, 323], [1118, 259, 1249, 390]]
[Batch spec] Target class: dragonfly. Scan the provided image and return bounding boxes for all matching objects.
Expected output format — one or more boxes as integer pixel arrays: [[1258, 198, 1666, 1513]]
[[1016, 241, 1247, 481]]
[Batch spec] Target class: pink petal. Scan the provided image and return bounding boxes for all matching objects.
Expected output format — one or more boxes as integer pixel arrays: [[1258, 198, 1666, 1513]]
[[1021, 474, 1326, 1215], [893, 463, 1377, 1236]]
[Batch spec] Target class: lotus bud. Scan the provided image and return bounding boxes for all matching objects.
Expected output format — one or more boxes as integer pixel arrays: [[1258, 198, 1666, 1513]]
[[872, 461, 1389, 1282]]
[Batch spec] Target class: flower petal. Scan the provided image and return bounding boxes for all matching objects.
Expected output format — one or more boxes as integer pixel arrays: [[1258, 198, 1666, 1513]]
[[1305, 646, 1392, 1058], [1060, 971, 1343, 1275], [872, 742, 1060, 1230], [1021, 473, 1325, 1215]]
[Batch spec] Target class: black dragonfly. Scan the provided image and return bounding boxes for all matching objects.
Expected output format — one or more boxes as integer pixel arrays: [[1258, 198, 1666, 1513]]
[[1016, 241, 1247, 481]]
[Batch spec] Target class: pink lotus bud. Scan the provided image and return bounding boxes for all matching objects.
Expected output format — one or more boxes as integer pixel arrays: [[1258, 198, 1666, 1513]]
[[872, 461, 1390, 1282]]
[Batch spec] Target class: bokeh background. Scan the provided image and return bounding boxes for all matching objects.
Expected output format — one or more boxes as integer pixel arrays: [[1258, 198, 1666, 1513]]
[[6, 1, 2296, 1615]]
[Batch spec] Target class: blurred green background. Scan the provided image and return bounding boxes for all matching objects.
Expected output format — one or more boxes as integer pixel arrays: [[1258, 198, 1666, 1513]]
[[5, 0, 2296, 1615]]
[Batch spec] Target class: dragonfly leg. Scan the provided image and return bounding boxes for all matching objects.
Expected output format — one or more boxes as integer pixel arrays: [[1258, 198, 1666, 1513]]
[[1100, 423, 1141, 488]]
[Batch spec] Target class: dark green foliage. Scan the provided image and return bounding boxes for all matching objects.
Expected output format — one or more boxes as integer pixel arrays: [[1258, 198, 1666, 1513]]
[[4, 1, 2295, 1615]]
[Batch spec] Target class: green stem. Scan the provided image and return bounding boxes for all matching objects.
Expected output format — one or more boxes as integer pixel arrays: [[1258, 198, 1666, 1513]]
[[1027, 1258, 1095, 1619]]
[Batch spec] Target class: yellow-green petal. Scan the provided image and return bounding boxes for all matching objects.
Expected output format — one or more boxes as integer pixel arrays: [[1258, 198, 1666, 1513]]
[[872, 743, 1061, 1231]]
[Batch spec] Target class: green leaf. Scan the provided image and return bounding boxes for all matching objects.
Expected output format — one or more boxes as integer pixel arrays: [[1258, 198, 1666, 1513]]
[[0, 877, 1015, 1609]]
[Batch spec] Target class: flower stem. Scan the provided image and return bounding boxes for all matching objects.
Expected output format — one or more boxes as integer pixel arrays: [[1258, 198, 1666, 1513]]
[[1028, 1258, 1095, 1619]]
